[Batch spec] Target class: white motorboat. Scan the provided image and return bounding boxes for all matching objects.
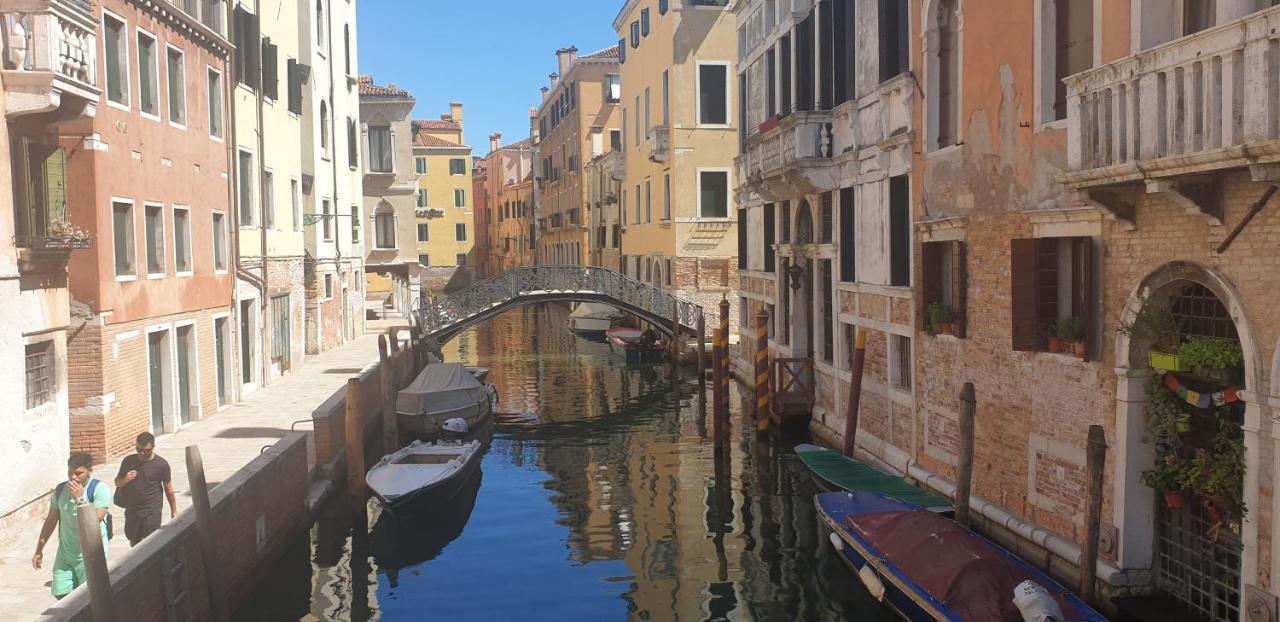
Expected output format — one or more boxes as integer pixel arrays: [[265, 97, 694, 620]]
[[366, 439, 482, 509], [568, 303, 621, 335], [396, 363, 497, 436]]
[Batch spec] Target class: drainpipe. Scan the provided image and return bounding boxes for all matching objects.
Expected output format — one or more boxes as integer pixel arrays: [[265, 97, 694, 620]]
[[254, 0, 270, 387], [325, 0, 344, 343]]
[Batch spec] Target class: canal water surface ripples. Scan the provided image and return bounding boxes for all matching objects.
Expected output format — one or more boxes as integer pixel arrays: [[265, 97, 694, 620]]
[[240, 304, 895, 621]]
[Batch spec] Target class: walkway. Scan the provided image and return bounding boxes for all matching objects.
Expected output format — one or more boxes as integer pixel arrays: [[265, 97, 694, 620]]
[[0, 321, 395, 620]]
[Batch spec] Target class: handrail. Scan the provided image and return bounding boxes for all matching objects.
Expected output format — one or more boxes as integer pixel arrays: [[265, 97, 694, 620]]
[[416, 265, 704, 340]]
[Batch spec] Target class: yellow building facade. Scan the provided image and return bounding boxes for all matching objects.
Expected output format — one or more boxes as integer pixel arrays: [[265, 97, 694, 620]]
[[412, 104, 474, 269]]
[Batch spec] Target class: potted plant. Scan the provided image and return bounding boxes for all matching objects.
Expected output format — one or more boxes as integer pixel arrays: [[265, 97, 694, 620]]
[[1181, 425, 1247, 525], [1118, 307, 1185, 371], [1141, 456, 1189, 509], [45, 219, 94, 250], [926, 302, 956, 336], [1055, 317, 1087, 358], [1177, 337, 1243, 384]]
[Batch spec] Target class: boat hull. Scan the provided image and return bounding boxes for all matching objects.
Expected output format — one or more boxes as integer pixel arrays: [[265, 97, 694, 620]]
[[605, 328, 667, 364], [397, 385, 497, 437], [569, 316, 614, 334], [378, 448, 483, 515], [794, 444, 952, 514]]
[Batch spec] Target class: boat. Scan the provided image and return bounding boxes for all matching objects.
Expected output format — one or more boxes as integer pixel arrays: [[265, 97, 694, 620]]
[[795, 443, 951, 513], [396, 363, 498, 436], [816, 491, 1109, 622], [568, 303, 621, 336], [366, 439, 482, 512], [605, 326, 667, 364], [370, 465, 482, 588], [466, 366, 490, 383]]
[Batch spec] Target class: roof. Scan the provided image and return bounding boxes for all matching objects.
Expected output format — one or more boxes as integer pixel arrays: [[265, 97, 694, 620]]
[[414, 119, 462, 131], [501, 137, 532, 151], [357, 74, 412, 98], [414, 133, 470, 150], [581, 45, 620, 60]]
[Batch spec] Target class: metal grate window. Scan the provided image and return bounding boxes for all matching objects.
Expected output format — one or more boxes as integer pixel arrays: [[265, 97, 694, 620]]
[[1171, 283, 1237, 341], [25, 342, 53, 409], [892, 334, 912, 391], [1156, 502, 1242, 622]]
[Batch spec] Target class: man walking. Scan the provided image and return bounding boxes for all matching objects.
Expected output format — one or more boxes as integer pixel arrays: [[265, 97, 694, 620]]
[[114, 432, 177, 546], [31, 453, 112, 599]]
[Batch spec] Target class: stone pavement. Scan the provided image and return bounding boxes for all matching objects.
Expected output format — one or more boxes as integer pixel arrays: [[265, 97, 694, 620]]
[[0, 321, 397, 620]]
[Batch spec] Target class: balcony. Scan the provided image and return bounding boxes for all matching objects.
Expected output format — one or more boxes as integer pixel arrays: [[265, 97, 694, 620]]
[[1, 0, 99, 119], [601, 149, 625, 182], [1064, 7, 1280, 223], [738, 109, 836, 200], [646, 125, 670, 163]]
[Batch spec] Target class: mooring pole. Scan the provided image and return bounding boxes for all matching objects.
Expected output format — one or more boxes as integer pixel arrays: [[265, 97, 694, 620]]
[[1081, 424, 1108, 603], [842, 329, 867, 457], [718, 297, 731, 418], [955, 383, 977, 526], [713, 327, 728, 446], [696, 314, 707, 385], [754, 309, 770, 423], [378, 336, 397, 454], [186, 445, 229, 622], [77, 504, 114, 622], [670, 299, 681, 373], [345, 378, 366, 501]]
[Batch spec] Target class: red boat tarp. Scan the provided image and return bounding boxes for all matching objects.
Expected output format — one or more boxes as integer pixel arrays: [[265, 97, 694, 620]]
[[845, 510, 1081, 621]]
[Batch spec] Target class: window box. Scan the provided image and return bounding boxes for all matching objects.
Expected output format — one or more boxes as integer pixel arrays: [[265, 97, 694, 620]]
[[1150, 351, 1189, 373]]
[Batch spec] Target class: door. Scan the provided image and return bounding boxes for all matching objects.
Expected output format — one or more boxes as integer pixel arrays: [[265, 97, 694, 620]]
[[176, 325, 193, 425], [148, 331, 166, 433], [214, 317, 228, 406], [272, 294, 291, 373], [240, 300, 253, 385]]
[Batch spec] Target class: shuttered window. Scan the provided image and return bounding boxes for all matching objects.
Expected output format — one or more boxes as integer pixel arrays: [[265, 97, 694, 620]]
[[922, 241, 968, 337], [737, 208, 748, 270], [1010, 237, 1095, 357], [286, 59, 303, 114], [234, 7, 260, 90], [763, 203, 776, 273], [261, 39, 278, 100], [839, 188, 855, 282], [888, 176, 910, 287]]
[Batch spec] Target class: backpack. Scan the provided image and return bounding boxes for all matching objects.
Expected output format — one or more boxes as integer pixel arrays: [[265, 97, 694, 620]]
[[58, 480, 113, 541]]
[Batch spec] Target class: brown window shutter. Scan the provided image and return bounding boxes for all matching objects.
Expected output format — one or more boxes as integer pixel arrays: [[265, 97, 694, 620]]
[[921, 242, 943, 329], [1072, 236, 1095, 361], [1010, 238, 1039, 351], [953, 240, 968, 338]]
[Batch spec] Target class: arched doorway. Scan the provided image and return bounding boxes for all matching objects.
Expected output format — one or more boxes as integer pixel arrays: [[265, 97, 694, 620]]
[[795, 200, 814, 245], [1117, 265, 1254, 620]]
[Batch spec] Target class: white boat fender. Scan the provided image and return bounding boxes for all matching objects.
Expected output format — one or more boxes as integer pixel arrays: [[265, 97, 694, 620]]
[[828, 532, 844, 551], [443, 418, 469, 434], [858, 564, 886, 602], [1012, 580, 1065, 622]]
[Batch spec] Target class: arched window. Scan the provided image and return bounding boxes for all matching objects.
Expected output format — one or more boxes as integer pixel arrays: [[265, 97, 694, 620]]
[[319, 101, 329, 156], [316, 0, 326, 48], [795, 201, 814, 244], [374, 202, 395, 249]]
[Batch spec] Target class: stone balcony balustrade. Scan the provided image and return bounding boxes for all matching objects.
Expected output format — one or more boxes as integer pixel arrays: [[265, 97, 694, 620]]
[[737, 109, 836, 201], [601, 149, 625, 182], [646, 125, 670, 163], [1, 0, 99, 118]]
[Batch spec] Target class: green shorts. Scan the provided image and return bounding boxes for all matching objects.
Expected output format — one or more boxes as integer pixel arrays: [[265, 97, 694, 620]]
[[50, 557, 86, 597]]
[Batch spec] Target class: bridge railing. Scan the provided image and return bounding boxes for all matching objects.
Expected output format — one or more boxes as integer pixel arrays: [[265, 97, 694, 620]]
[[417, 265, 704, 338]]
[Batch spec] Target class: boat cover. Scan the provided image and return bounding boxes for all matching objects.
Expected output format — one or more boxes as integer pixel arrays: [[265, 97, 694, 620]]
[[571, 303, 620, 319], [396, 363, 491, 416], [846, 509, 1084, 621]]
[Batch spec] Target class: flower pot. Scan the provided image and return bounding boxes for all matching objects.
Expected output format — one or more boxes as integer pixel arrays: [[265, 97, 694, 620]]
[[1048, 337, 1063, 353], [1073, 341, 1087, 358], [1164, 490, 1188, 509], [1149, 351, 1188, 372], [939, 323, 955, 336]]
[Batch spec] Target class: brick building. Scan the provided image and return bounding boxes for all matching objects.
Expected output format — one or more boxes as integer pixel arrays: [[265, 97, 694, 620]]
[[64, 0, 234, 461]]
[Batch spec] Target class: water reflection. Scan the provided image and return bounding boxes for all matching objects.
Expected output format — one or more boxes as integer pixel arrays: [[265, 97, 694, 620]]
[[244, 303, 894, 621]]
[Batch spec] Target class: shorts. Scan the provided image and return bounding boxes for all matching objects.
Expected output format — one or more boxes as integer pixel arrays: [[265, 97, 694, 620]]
[[51, 558, 86, 597], [125, 511, 162, 546]]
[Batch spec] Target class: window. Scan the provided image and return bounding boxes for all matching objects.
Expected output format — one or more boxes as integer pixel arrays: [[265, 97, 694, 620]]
[[666, 259, 672, 286], [456, 253, 468, 266], [839, 188, 855, 281], [879, 0, 909, 82], [621, 108, 627, 150], [144, 204, 164, 275], [659, 0, 669, 14], [207, 68, 224, 137], [291, 179, 301, 232], [260, 39, 278, 100], [163, 46, 187, 125], [417, 223, 429, 242], [1044, 0, 1094, 122], [103, 14, 129, 105], [922, 241, 968, 336], [233, 7, 260, 89], [605, 74, 621, 103], [455, 223, 467, 241], [891, 334, 912, 391], [662, 173, 671, 220], [821, 259, 834, 363], [697, 63, 729, 125], [319, 101, 330, 157], [368, 127, 393, 173], [450, 158, 466, 175], [662, 70, 670, 124], [779, 258, 791, 344], [350, 205, 360, 244], [212, 212, 227, 271], [261, 170, 275, 228], [610, 129, 622, 151], [634, 184, 641, 224], [1011, 237, 1095, 355], [419, 254, 429, 266], [347, 118, 358, 167], [765, 48, 777, 118], [618, 39, 626, 64], [644, 179, 652, 223], [322, 275, 333, 300], [738, 208, 748, 270], [321, 199, 333, 241], [698, 170, 730, 219], [820, 192, 833, 244], [935, 0, 959, 147], [781, 201, 791, 243], [834, 0, 856, 106], [796, 9, 815, 111], [634, 96, 641, 146], [137, 31, 158, 116], [888, 175, 910, 287], [641, 8, 650, 36], [316, 0, 326, 47], [25, 343, 54, 410], [343, 24, 352, 76], [454, 189, 466, 208], [781, 34, 792, 113], [415, 157, 427, 175], [173, 207, 191, 273], [631, 21, 640, 48], [374, 209, 395, 248], [763, 203, 776, 272], [113, 201, 135, 276], [1182, 0, 1214, 36], [238, 150, 255, 226], [286, 58, 302, 114]]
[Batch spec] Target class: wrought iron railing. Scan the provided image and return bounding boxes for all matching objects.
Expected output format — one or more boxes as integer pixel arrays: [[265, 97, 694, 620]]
[[417, 265, 704, 338]]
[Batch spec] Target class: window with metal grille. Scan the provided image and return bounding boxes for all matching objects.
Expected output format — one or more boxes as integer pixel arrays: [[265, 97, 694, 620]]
[[25, 342, 53, 409], [821, 259, 834, 363], [892, 334, 912, 390], [820, 192, 833, 244], [781, 201, 791, 243]]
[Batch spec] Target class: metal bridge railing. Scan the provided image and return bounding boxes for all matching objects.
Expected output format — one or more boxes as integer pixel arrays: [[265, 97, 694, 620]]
[[416, 266, 704, 339]]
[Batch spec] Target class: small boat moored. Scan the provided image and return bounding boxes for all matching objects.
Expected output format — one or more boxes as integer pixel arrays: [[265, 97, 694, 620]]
[[396, 363, 498, 436], [816, 491, 1108, 622], [606, 326, 667, 364], [795, 443, 951, 514], [568, 303, 621, 335], [366, 439, 482, 511]]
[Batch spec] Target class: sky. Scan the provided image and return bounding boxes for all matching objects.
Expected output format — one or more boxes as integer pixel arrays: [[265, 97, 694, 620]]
[[356, 0, 624, 153]]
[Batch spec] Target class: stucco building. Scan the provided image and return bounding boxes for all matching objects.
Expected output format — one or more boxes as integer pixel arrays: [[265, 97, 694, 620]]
[[585, 148, 625, 272], [532, 46, 621, 267], [478, 133, 534, 274], [360, 74, 419, 318], [411, 105, 475, 283], [613, 0, 740, 330]]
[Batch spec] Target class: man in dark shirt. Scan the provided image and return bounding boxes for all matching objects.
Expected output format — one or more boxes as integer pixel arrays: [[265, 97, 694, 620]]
[[114, 432, 177, 546]]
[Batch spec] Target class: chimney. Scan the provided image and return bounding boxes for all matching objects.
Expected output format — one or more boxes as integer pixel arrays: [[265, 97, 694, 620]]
[[549, 72, 559, 87], [541, 86, 549, 100], [490, 132, 502, 154], [556, 46, 579, 77], [450, 102, 464, 143]]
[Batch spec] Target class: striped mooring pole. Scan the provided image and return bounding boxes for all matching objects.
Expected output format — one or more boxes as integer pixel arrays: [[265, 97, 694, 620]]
[[712, 326, 728, 445], [754, 309, 771, 422]]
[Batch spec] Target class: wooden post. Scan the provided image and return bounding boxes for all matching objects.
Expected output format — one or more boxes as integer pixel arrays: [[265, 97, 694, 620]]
[[670, 300, 681, 372], [76, 504, 115, 622], [409, 325, 422, 372], [387, 327, 399, 353], [754, 309, 771, 422], [1081, 424, 1108, 603], [713, 327, 728, 446], [955, 383, 977, 526], [718, 297, 731, 418], [186, 445, 229, 622], [696, 314, 707, 385], [345, 378, 366, 500], [378, 336, 397, 454], [842, 329, 868, 457]]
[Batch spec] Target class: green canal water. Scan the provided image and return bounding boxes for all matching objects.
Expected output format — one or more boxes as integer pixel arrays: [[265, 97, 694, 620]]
[[240, 303, 895, 621]]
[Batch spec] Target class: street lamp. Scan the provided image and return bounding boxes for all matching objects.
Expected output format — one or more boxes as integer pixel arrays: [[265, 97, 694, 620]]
[[788, 262, 804, 292]]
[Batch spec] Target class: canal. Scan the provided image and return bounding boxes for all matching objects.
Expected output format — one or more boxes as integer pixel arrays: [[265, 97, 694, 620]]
[[239, 303, 894, 621]]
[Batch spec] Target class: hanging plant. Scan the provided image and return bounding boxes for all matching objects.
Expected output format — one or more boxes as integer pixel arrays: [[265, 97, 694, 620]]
[[1118, 306, 1182, 352], [1180, 417, 1247, 529]]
